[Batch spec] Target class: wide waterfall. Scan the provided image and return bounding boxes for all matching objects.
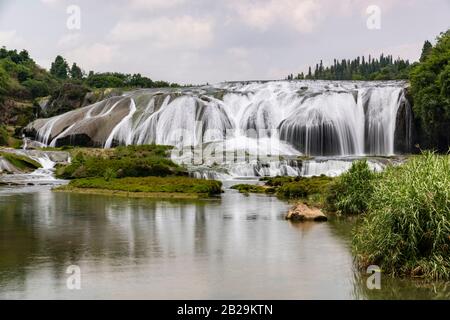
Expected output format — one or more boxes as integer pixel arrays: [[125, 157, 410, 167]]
[[24, 80, 412, 178]]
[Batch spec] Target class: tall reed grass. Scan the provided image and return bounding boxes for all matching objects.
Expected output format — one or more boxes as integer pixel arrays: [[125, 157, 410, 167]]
[[353, 152, 450, 280]]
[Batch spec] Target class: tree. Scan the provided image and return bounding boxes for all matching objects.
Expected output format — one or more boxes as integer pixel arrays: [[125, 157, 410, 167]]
[[22, 79, 50, 98], [307, 66, 312, 79], [419, 40, 433, 62], [50, 55, 69, 79], [410, 30, 450, 151], [70, 63, 83, 80], [0, 65, 9, 98]]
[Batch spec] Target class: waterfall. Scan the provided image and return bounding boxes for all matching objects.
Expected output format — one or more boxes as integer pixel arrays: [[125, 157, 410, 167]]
[[361, 87, 405, 155], [25, 80, 412, 178]]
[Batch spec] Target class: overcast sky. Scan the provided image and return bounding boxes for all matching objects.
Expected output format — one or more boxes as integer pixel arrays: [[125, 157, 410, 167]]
[[0, 0, 448, 84]]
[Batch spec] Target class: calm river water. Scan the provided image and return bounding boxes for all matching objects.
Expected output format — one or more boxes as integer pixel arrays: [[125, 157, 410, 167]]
[[0, 184, 448, 299]]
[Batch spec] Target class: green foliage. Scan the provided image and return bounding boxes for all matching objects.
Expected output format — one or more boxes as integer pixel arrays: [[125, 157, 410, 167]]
[[326, 160, 376, 215], [288, 54, 411, 81], [276, 175, 333, 199], [0, 65, 9, 98], [420, 40, 433, 62], [353, 152, 450, 280], [0, 151, 41, 171], [66, 176, 222, 196], [85, 72, 176, 89], [50, 55, 69, 79], [22, 79, 50, 98], [0, 47, 59, 101], [0, 125, 8, 146], [56, 145, 184, 179], [410, 30, 450, 152], [43, 82, 90, 117], [262, 176, 297, 187], [230, 184, 268, 194], [70, 63, 83, 80]]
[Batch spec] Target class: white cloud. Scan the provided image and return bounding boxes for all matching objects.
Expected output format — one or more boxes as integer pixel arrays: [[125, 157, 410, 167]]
[[129, 0, 186, 11], [57, 33, 82, 48], [110, 16, 214, 49], [227, 47, 249, 59], [0, 30, 24, 48], [64, 42, 118, 70], [230, 0, 324, 33], [40, 0, 63, 5]]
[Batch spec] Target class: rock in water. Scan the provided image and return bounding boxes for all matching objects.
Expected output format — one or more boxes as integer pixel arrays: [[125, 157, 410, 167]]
[[286, 203, 328, 222]]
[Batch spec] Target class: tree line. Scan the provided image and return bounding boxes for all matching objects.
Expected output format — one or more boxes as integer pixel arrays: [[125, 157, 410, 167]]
[[0, 47, 180, 103], [287, 54, 411, 81], [49, 55, 179, 89]]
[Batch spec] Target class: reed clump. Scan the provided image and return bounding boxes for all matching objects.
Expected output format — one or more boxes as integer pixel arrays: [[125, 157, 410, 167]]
[[353, 152, 450, 281]]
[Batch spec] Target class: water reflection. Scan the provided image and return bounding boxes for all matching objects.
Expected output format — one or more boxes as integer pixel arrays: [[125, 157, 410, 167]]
[[0, 186, 448, 299]]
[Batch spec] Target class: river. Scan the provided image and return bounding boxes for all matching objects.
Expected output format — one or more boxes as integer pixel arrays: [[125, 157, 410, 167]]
[[0, 183, 447, 299]]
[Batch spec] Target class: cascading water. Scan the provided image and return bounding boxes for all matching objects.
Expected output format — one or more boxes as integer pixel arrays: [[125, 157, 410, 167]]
[[0, 150, 70, 185], [24, 80, 412, 179]]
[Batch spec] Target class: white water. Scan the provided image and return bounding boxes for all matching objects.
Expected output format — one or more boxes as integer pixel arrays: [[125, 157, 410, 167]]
[[0, 150, 70, 185], [26, 80, 411, 178]]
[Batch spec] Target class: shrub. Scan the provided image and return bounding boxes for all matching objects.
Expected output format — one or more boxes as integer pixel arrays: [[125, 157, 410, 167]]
[[22, 79, 50, 98], [353, 152, 450, 280], [230, 184, 267, 194], [276, 175, 333, 199], [56, 145, 185, 179], [326, 160, 376, 214], [0, 125, 8, 146]]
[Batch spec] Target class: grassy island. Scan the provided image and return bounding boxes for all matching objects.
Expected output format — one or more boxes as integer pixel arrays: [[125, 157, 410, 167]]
[[54, 145, 222, 198]]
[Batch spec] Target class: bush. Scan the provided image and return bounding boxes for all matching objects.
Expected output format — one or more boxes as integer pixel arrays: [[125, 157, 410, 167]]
[[22, 79, 50, 98], [230, 184, 267, 194], [326, 160, 376, 214], [0, 125, 8, 146], [56, 145, 185, 179], [353, 152, 450, 280], [276, 175, 333, 199]]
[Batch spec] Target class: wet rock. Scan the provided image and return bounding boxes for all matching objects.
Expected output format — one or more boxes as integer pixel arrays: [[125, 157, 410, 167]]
[[285, 203, 328, 222]]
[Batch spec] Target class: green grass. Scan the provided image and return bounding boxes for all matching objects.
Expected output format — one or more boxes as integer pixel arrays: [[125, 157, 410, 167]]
[[275, 175, 333, 199], [353, 152, 450, 281], [56, 144, 185, 179], [232, 175, 333, 206], [325, 160, 377, 214], [60, 176, 222, 197], [230, 184, 272, 195], [0, 151, 41, 171]]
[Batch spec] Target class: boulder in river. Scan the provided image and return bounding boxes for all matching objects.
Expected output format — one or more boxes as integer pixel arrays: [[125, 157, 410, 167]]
[[286, 203, 328, 222]]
